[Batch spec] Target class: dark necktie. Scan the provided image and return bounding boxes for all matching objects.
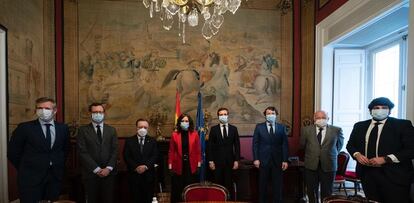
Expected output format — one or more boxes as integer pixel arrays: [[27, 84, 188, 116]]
[[317, 127, 323, 145], [139, 137, 144, 153], [96, 125, 102, 143], [222, 125, 227, 138], [367, 122, 380, 158], [269, 124, 274, 136], [45, 124, 52, 149]]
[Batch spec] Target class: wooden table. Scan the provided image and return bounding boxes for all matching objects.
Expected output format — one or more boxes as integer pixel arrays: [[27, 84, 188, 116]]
[[179, 201, 249, 203]]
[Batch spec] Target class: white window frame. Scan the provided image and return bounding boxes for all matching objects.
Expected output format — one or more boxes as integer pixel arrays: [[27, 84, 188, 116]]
[[365, 32, 408, 119]]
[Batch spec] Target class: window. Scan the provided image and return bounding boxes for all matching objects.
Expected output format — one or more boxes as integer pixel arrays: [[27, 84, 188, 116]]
[[367, 36, 407, 118], [332, 34, 407, 170], [317, 0, 410, 171]]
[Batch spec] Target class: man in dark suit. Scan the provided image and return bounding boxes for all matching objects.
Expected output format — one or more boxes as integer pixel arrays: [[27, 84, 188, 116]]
[[207, 107, 240, 196], [253, 106, 289, 203], [8, 97, 69, 202], [77, 103, 118, 203], [347, 97, 414, 203], [123, 118, 158, 203], [300, 110, 344, 203]]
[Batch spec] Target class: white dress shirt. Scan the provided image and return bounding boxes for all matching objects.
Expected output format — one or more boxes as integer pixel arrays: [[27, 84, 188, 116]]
[[220, 124, 228, 138], [315, 125, 327, 144], [267, 121, 275, 134]]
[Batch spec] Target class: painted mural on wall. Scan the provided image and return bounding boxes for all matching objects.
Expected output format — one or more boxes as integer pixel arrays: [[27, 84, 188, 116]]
[[78, 1, 292, 135]]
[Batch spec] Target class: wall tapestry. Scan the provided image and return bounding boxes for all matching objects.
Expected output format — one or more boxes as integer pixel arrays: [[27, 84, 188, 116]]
[[76, 0, 293, 136]]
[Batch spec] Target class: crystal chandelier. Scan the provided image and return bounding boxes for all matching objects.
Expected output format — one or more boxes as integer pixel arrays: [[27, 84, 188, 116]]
[[142, 0, 242, 43]]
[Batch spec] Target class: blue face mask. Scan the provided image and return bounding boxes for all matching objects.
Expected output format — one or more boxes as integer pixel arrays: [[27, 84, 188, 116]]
[[266, 114, 276, 123], [91, 113, 104, 123], [180, 122, 189, 131], [218, 115, 228, 124]]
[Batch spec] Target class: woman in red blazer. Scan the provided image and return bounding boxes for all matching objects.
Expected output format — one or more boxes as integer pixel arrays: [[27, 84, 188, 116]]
[[168, 113, 201, 203]]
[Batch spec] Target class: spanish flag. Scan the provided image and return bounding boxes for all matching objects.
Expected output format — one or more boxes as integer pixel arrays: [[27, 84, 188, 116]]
[[174, 89, 181, 125]]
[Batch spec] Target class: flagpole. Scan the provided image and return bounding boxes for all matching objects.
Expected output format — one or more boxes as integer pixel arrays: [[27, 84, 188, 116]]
[[174, 89, 181, 126], [196, 91, 206, 181]]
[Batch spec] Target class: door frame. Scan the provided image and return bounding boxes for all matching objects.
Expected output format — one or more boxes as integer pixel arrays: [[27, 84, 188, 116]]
[[0, 23, 9, 203]]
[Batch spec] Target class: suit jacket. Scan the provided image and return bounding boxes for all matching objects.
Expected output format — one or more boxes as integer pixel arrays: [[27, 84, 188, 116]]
[[168, 130, 201, 175], [346, 117, 414, 186], [123, 134, 158, 181], [77, 123, 119, 179], [253, 122, 289, 167], [207, 124, 240, 166], [300, 124, 344, 172], [7, 119, 69, 187]]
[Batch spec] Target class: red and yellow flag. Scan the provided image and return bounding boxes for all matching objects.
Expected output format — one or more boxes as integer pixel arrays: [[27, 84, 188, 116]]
[[174, 90, 181, 125]]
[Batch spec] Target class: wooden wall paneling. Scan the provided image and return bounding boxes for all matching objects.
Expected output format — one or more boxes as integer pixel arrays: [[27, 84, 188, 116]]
[[316, 0, 348, 24], [55, 0, 64, 122], [300, 0, 315, 126], [280, 5, 294, 131], [290, 0, 302, 156], [63, 0, 79, 125], [44, 0, 57, 100]]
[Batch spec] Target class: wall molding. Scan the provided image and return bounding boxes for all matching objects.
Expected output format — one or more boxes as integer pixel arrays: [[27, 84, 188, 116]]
[[0, 23, 9, 203]]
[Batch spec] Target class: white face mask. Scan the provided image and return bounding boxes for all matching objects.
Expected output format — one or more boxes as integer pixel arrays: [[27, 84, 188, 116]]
[[218, 115, 228, 124], [266, 114, 276, 123], [315, 119, 328, 127], [91, 113, 104, 123], [137, 128, 148, 137], [371, 109, 389, 121], [36, 109, 54, 122], [180, 122, 189, 131]]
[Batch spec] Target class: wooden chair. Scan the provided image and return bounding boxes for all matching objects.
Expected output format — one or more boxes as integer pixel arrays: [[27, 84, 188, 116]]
[[182, 181, 229, 202], [323, 194, 373, 203], [334, 152, 350, 196], [323, 195, 358, 203], [344, 170, 362, 196]]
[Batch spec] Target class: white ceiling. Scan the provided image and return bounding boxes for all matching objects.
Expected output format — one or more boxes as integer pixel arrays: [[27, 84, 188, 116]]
[[335, 5, 409, 47]]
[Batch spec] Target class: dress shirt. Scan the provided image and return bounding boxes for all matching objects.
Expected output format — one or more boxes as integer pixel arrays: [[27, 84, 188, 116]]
[[137, 135, 149, 169], [315, 126, 327, 144], [92, 122, 104, 138], [137, 135, 146, 144], [91, 122, 114, 173], [362, 118, 399, 163], [267, 121, 276, 134], [39, 119, 56, 148], [39, 119, 55, 165], [138, 135, 146, 153], [220, 124, 228, 138]]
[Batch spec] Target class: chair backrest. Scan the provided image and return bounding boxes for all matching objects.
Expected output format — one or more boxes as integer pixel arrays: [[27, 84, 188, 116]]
[[323, 194, 373, 203], [182, 181, 229, 202], [337, 151, 350, 176]]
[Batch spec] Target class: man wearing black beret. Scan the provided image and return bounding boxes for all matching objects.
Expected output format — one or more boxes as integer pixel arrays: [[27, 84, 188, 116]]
[[347, 97, 414, 203]]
